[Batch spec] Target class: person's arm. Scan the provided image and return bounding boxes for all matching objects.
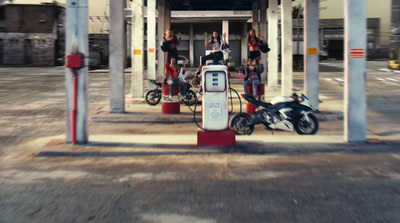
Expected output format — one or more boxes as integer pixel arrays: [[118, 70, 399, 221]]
[[204, 32, 211, 48], [183, 60, 186, 72], [222, 33, 227, 46], [259, 33, 266, 44], [177, 33, 182, 46], [258, 63, 264, 74]]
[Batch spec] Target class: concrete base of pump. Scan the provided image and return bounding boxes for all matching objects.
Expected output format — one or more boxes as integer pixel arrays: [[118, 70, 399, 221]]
[[197, 128, 236, 146]]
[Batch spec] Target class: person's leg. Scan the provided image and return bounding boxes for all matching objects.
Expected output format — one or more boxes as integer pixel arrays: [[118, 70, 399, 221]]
[[201, 53, 214, 66], [169, 78, 178, 98], [213, 52, 223, 65], [249, 51, 256, 61], [244, 79, 251, 94], [166, 53, 172, 65], [252, 78, 260, 97], [255, 51, 261, 61], [178, 79, 188, 96], [171, 50, 178, 61]]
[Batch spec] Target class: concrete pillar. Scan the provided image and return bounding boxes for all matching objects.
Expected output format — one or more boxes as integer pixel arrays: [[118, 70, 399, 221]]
[[127, 10, 132, 65], [222, 20, 229, 61], [65, 0, 89, 144], [190, 24, 194, 66], [252, 1, 259, 34], [259, 0, 267, 82], [304, 0, 319, 110], [241, 22, 248, 65], [109, 0, 125, 113], [131, 0, 144, 98], [147, 0, 156, 80], [281, 0, 293, 96], [124, 7, 128, 68], [165, 2, 171, 31], [344, 0, 367, 143], [157, 0, 165, 80], [267, 0, 279, 88], [126, 0, 132, 67]]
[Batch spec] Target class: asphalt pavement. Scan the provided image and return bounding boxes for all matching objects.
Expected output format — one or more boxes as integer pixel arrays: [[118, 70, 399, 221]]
[[1, 64, 400, 223]]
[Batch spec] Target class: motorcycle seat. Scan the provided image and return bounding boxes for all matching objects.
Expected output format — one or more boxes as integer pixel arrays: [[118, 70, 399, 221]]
[[270, 96, 294, 105], [259, 101, 273, 108]]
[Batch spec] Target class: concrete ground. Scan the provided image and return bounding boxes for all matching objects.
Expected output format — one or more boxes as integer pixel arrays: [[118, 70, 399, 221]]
[[1, 63, 400, 223]]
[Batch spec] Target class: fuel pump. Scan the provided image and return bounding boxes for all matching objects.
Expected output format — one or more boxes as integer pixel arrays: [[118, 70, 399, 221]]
[[196, 65, 236, 146], [66, 52, 85, 144], [201, 65, 229, 130]]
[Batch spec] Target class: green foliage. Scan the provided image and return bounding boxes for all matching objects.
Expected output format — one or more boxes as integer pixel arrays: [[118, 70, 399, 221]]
[[51, 0, 65, 6], [292, 4, 304, 19]]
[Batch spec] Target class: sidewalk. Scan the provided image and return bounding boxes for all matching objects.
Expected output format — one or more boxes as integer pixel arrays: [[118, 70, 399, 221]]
[[14, 71, 397, 160]]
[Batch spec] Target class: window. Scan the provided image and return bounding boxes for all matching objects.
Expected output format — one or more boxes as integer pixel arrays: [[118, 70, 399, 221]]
[[10, 39, 19, 45], [11, 12, 18, 22], [39, 13, 47, 22], [0, 7, 5, 20]]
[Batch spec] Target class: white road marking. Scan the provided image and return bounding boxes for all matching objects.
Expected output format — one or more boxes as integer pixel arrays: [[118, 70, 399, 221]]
[[334, 78, 344, 82], [386, 78, 398, 82], [376, 78, 385, 81], [383, 81, 400, 86]]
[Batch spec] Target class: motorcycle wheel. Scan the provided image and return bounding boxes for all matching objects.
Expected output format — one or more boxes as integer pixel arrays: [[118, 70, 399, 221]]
[[145, 89, 161, 106], [183, 90, 197, 106], [229, 113, 254, 135], [294, 113, 319, 135]]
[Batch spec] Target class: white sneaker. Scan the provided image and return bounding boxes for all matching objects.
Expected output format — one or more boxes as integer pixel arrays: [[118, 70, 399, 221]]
[[178, 93, 183, 98]]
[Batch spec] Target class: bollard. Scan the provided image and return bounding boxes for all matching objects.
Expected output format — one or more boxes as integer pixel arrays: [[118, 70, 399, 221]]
[[161, 84, 180, 114], [246, 83, 265, 114]]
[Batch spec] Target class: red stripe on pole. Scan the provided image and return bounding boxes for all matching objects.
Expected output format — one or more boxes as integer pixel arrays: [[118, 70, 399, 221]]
[[350, 49, 365, 59]]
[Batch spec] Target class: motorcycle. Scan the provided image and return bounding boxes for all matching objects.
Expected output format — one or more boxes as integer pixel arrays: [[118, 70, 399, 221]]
[[145, 79, 197, 106], [229, 93, 319, 135]]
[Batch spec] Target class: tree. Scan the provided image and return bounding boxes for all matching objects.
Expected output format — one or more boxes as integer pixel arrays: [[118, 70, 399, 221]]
[[292, 4, 303, 19]]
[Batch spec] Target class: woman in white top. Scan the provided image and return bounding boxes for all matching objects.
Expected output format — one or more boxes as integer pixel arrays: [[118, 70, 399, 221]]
[[200, 31, 227, 66]]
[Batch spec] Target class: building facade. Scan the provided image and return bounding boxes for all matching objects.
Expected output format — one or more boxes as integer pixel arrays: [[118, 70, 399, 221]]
[[0, 3, 65, 66]]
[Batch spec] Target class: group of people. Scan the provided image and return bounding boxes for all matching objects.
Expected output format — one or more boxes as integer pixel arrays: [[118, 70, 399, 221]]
[[162, 29, 189, 99], [161, 28, 269, 99], [241, 29, 269, 97], [162, 29, 229, 99]]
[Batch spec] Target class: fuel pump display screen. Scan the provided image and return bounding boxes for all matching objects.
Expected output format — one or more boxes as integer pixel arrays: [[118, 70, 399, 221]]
[[204, 71, 226, 92]]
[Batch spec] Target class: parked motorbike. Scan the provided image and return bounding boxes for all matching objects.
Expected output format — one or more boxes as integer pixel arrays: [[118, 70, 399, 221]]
[[229, 93, 319, 135], [145, 79, 197, 106]]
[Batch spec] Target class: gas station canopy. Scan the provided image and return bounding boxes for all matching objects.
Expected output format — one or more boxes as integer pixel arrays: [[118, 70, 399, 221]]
[[167, 0, 255, 10], [134, 0, 293, 11]]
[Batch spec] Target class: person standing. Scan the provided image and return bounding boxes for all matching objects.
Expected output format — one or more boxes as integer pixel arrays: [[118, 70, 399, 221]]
[[247, 29, 266, 61], [163, 29, 181, 65]]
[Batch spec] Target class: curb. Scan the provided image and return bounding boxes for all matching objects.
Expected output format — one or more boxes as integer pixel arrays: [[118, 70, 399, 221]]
[[91, 113, 341, 123], [91, 116, 202, 123]]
